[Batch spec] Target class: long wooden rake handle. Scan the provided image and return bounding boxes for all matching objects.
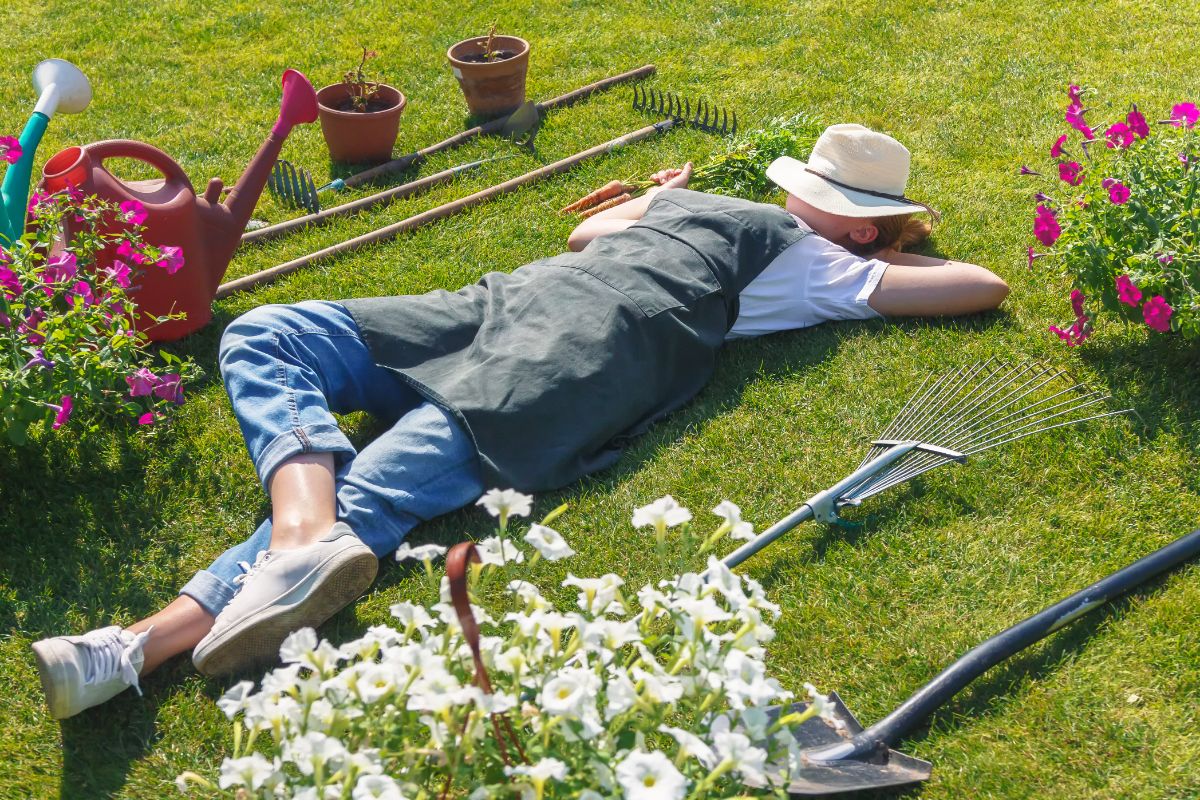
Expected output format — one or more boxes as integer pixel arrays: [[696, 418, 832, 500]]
[[241, 164, 468, 245], [338, 64, 657, 190], [215, 119, 676, 299]]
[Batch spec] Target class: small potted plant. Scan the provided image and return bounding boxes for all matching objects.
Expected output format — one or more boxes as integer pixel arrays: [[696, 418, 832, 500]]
[[446, 24, 530, 119], [316, 47, 407, 163]]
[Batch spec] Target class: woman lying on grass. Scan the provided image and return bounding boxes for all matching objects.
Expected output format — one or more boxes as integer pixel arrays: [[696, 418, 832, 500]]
[[32, 124, 1008, 718]]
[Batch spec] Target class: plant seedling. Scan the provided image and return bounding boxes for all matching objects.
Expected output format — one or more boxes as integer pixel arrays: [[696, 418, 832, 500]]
[[343, 46, 382, 112]]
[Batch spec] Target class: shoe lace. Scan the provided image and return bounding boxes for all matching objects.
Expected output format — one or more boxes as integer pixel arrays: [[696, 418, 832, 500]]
[[81, 626, 153, 697], [234, 550, 273, 588]]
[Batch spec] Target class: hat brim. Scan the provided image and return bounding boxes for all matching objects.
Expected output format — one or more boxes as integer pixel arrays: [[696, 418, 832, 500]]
[[766, 156, 927, 218]]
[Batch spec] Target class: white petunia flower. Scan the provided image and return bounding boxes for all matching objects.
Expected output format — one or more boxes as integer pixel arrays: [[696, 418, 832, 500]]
[[632, 667, 684, 704], [632, 496, 693, 531], [507, 579, 551, 610], [524, 524, 575, 561], [615, 749, 688, 800], [539, 667, 598, 718], [278, 627, 318, 664], [216, 680, 255, 720], [658, 725, 717, 768], [712, 500, 755, 541], [506, 757, 570, 796], [217, 753, 281, 790], [476, 488, 534, 522], [604, 668, 639, 719], [394, 542, 447, 562], [563, 572, 624, 614], [712, 730, 768, 783], [352, 773, 405, 799], [805, 682, 847, 732], [389, 601, 436, 630], [476, 535, 526, 566]]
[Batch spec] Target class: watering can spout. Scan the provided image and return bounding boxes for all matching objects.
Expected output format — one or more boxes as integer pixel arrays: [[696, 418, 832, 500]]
[[221, 69, 318, 231], [0, 59, 91, 245]]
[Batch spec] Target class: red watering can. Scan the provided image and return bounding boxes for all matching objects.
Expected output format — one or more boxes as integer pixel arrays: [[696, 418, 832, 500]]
[[40, 69, 319, 341]]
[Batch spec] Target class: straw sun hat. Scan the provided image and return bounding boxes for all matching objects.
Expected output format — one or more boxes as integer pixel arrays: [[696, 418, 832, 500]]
[[766, 123, 938, 219]]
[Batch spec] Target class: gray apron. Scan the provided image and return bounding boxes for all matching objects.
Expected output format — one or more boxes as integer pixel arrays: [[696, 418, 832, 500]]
[[343, 189, 809, 491]]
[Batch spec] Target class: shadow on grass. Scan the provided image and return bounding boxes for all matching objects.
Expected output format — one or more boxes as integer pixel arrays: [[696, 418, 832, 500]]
[[1078, 334, 1200, 455]]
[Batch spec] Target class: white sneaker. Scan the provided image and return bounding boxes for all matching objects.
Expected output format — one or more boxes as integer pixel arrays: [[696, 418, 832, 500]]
[[192, 523, 377, 676], [31, 625, 153, 719]]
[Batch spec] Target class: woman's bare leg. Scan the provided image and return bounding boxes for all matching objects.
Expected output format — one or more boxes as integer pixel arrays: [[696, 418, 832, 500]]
[[120, 452, 339, 676], [126, 595, 214, 674], [266, 452, 337, 550]]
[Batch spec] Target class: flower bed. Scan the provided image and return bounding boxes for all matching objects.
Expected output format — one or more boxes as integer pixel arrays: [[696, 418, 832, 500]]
[[1025, 86, 1199, 343], [0, 186, 195, 443], [179, 492, 832, 798]]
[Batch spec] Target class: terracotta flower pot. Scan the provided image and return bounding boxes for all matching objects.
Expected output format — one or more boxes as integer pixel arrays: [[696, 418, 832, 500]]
[[316, 82, 407, 163], [446, 35, 530, 119]]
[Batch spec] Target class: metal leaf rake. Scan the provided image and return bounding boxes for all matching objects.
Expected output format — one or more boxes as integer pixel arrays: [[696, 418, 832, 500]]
[[632, 85, 738, 136], [718, 358, 1132, 571]]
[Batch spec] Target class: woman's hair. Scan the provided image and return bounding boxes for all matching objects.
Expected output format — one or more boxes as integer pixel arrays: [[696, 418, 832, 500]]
[[844, 213, 931, 257]]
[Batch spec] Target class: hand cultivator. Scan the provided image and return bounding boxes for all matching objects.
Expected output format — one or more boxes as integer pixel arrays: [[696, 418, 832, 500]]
[[219, 86, 738, 297], [259, 65, 655, 219]]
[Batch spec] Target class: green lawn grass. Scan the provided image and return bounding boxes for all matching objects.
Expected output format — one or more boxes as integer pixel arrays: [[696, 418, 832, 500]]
[[2, 0, 1200, 797]]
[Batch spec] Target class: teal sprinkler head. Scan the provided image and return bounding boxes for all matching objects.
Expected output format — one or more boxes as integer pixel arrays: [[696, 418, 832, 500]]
[[0, 59, 92, 245]]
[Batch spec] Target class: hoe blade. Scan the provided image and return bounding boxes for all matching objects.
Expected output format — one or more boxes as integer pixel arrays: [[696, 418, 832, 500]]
[[749, 695, 931, 796]]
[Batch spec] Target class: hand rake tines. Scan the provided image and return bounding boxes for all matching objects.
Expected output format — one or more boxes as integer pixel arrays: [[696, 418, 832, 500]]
[[632, 85, 738, 136], [267, 159, 320, 214], [718, 358, 1132, 572]]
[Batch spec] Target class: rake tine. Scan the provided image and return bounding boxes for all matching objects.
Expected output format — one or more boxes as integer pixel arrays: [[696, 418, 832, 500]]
[[285, 161, 300, 205]]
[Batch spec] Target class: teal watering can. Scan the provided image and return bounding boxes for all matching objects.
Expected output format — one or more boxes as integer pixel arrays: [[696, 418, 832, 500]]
[[0, 59, 91, 245]]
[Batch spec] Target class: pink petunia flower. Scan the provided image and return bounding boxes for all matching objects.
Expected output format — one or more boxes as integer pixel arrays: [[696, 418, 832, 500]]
[[1104, 122, 1134, 149], [115, 239, 149, 265], [0, 135, 21, 165], [67, 280, 96, 308], [137, 411, 157, 426], [152, 372, 184, 404], [19, 307, 46, 344], [1070, 289, 1086, 319], [126, 367, 160, 397], [22, 348, 55, 371], [43, 252, 78, 284], [1027, 247, 1039, 269], [51, 395, 73, 430], [1058, 161, 1084, 185], [1127, 105, 1150, 138], [1034, 204, 1061, 246], [1170, 102, 1199, 129], [1068, 84, 1083, 104], [119, 200, 148, 226], [0, 263, 21, 298], [156, 245, 185, 274], [1020, 165, 1040, 175], [1142, 295, 1174, 332], [1050, 134, 1068, 158], [1049, 289, 1091, 346], [1158, 253, 1174, 264], [1115, 274, 1142, 307], [1107, 181, 1131, 204], [1066, 102, 1095, 139], [102, 259, 132, 288]]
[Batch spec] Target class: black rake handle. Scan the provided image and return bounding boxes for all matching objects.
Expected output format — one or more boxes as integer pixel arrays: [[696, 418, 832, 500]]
[[807, 527, 1200, 763]]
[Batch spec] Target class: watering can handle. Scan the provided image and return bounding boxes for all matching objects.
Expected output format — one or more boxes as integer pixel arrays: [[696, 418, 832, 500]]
[[85, 139, 194, 190]]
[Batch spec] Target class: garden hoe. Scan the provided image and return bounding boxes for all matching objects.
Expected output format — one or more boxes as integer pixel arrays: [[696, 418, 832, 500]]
[[262, 65, 655, 217], [218, 86, 735, 297], [701, 358, 1145, 794]]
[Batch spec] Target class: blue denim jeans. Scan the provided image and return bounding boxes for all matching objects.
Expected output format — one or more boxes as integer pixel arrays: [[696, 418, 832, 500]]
[[179, 301, 484, 617]]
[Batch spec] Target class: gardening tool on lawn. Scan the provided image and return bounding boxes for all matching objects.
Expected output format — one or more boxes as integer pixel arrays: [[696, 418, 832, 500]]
[[0, 58, 92, 245], [247, 153, 518, 244], [716, 359, 1131, 572], [217, 88, 735, 297], [750, 526, 1200, 795], [254, 65, 655, 233], [40, 68, 318, 340], [267, 158, 321, 214]]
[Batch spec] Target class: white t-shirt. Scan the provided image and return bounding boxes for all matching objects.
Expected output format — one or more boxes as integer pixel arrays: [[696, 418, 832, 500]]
[[726, 216, 888, 340]]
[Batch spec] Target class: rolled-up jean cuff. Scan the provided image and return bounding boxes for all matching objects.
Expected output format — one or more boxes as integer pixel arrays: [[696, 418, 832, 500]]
[[179, 569, 237, 618], [255, 423, 357, 489]]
